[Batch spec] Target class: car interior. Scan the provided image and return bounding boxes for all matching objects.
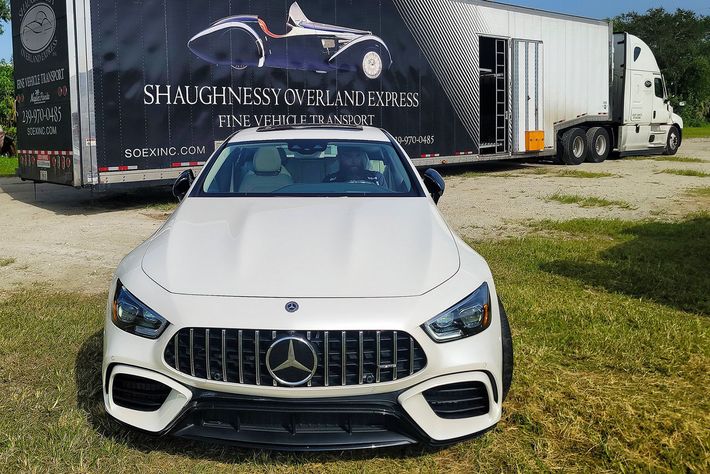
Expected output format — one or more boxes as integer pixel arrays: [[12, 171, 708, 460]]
[[201, 141, 414, 195]]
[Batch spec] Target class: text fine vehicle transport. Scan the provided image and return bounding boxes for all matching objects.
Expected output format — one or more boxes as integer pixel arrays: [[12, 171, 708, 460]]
[[13, 0, 683, 188], [103, 125, 514, 449]]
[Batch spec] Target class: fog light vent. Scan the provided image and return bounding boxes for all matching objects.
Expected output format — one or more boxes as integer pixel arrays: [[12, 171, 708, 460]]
[[112, 374, 171, 412], [423, 381, 489, 419]]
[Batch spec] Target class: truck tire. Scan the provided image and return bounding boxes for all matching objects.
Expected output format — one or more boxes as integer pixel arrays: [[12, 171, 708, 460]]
[[499, 298, 513, 402], [664, 126, 680, 155], [559, 128, 588, 165], [585, 127, 610, 163]]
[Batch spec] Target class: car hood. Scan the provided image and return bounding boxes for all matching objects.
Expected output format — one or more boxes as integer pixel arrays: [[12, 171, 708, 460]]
[[141, 197, 460, 298]]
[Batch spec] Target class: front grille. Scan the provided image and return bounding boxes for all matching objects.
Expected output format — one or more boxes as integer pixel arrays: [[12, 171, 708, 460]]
[[112, 374, 172, 411], [164, 329, 426, 387], [423, 382, 490, 419]]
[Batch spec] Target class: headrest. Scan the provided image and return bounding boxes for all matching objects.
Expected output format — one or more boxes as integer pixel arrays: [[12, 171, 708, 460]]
[[338, 147, 369, 168], [253, 148, 282, 174]]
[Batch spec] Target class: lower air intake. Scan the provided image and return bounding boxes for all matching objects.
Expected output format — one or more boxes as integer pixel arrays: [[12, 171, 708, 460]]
[[423, 381, 490, 419], [112, 374, 172, 412]]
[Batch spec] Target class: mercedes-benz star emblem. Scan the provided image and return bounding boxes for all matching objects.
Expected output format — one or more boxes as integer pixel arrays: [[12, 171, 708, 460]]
[[285, 301, 299, 313], [266, 337, 317, 386]]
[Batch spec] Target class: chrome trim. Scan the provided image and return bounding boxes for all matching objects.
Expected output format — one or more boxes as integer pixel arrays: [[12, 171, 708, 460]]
[[205, 329, 211, 380], [255, 330, 260, 385], [324, 331, 329, 387], [341, 331, 346, 386], [358, 331, 364, 384], [376, 331, 381, 383], [221, 329, 227, 383], [393, 331, 398, 380], [238, 329, 244, 384], [189, 329, 195, 377]]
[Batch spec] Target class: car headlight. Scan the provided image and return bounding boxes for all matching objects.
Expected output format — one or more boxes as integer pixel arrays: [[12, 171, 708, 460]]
[[423, 283, 491, 342], [112, 283, 169, 339]]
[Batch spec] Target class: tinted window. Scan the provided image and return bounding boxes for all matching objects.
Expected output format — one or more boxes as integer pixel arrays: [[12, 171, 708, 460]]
[[654, 78, 664, 99], [196, 140, 422, 197]]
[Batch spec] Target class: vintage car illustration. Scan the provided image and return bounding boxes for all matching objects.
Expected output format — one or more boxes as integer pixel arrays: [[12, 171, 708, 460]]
[[187, 2, 392, 79]]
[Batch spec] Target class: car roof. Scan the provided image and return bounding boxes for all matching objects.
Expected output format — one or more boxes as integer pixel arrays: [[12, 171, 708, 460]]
[[228, 125, 390, 144]]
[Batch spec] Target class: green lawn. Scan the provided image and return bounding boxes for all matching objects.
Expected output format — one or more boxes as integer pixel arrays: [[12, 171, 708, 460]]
[[548, 192, 634, 209], [1, 216, 708, 472], [0, 155, 18, 177], [684, 126, 710, 139]]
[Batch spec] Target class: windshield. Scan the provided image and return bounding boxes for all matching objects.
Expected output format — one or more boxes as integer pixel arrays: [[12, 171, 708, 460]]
[[196, 139, 422, 197]]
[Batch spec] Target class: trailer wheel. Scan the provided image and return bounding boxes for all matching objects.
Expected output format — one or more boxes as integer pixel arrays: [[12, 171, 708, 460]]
[[585, 127, 610, 163], [664, 126, 680, 155], [559, 128, 588, 165]]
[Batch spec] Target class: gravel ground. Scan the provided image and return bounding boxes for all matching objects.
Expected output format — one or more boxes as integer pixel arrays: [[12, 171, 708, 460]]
[[0, 138, 708, 294]]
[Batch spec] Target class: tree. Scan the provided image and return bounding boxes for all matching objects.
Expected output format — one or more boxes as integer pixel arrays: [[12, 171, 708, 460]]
[[0, 0, 9, 35], [613, 8, 710, 126], [0, 60, 14, 134]]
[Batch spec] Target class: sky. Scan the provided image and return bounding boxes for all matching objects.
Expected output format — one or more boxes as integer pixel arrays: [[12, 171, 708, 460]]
[[1, 0, 708, 62]]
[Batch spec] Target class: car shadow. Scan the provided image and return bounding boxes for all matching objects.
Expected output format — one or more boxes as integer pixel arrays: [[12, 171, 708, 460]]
[[0, 177, 176, 216], [75, 330, 443, 464], [540, 216, 710, 315]]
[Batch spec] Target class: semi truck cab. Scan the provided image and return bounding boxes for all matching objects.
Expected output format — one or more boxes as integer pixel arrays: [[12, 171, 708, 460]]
[[613, 33, 683, 155]]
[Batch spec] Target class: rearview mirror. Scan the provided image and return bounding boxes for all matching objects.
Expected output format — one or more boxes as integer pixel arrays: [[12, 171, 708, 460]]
[[172, 169, 195, 202], [422, 168, 445, 205]]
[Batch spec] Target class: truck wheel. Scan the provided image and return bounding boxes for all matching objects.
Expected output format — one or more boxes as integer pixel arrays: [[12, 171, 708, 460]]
[[585, 127, 610, 163], [559, 128, 588, 165], [499, 298, 513, 402], [362, 50, 383, 80], [664, 126, 680, 155]]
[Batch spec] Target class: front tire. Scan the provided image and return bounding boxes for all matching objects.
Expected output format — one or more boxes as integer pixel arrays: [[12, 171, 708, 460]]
[[499, 298, 513, 401], [585, 127, 610, 163], [664, 126, 680, 155], [361, 50, 383, 80], [558, 128, 588, 165]]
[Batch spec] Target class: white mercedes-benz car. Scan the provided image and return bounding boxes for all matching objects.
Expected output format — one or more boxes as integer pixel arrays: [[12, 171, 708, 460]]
[[103, 125, 513, 450]]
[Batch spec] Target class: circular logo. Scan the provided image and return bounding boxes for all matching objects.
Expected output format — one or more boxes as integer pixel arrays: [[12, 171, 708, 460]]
[[266, 337, 317, 386], [20, 3, 56, 54], [285, 301, 299, 313]]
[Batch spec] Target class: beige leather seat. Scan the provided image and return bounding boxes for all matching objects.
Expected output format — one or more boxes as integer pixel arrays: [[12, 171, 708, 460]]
[[238, 148, 293, 193]]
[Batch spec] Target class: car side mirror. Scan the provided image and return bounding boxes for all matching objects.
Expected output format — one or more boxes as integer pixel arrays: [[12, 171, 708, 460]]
[[172, 169, 195, 202], [422, 168, 445, 204]]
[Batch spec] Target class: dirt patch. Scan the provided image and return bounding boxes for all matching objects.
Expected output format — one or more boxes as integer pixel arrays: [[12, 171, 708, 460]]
[[1, 139, 708, 294]]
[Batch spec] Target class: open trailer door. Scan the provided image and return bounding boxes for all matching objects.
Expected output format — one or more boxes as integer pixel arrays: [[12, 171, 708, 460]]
[[512, 39, 544, 154]]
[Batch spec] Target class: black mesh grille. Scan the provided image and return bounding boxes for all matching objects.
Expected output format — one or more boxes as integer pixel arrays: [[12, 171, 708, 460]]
[[423, 382, 490, 419], [112, 374, 172, 411], [164, 329, 427, 387]]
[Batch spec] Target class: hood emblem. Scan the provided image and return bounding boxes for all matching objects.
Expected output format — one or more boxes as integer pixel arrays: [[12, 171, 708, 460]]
[[266, 337, 317, 386], [285, 301, 299, 313]]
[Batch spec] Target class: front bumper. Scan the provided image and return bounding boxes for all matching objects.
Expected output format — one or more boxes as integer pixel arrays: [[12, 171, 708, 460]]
[[104, 364, 500, 450]]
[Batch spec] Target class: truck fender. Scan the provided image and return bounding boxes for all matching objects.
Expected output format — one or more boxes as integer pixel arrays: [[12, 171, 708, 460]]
[[188, 22, 265, 68], [328, 35, 393, 69]]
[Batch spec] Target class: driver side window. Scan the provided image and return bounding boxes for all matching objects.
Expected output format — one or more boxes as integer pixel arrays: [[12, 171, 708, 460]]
[[654, 78, 664, 99]]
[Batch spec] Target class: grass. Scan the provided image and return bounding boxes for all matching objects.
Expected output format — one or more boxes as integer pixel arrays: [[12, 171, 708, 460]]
[[0, 257, 15, 267], [548, 192, 634, 209], [554, 170, 616, 178], [684, 126, 710, 139], [629, 155, 705, 163], [0, 156, 18, 177], [687, 186, 710, 198], [1, 217, 708, 472], [660, 168, 710, 178]]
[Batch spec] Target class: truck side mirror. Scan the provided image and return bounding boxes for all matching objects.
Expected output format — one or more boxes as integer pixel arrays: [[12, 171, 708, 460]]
[[422, 168, 445, 205], [172, 169, 195, 202]]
